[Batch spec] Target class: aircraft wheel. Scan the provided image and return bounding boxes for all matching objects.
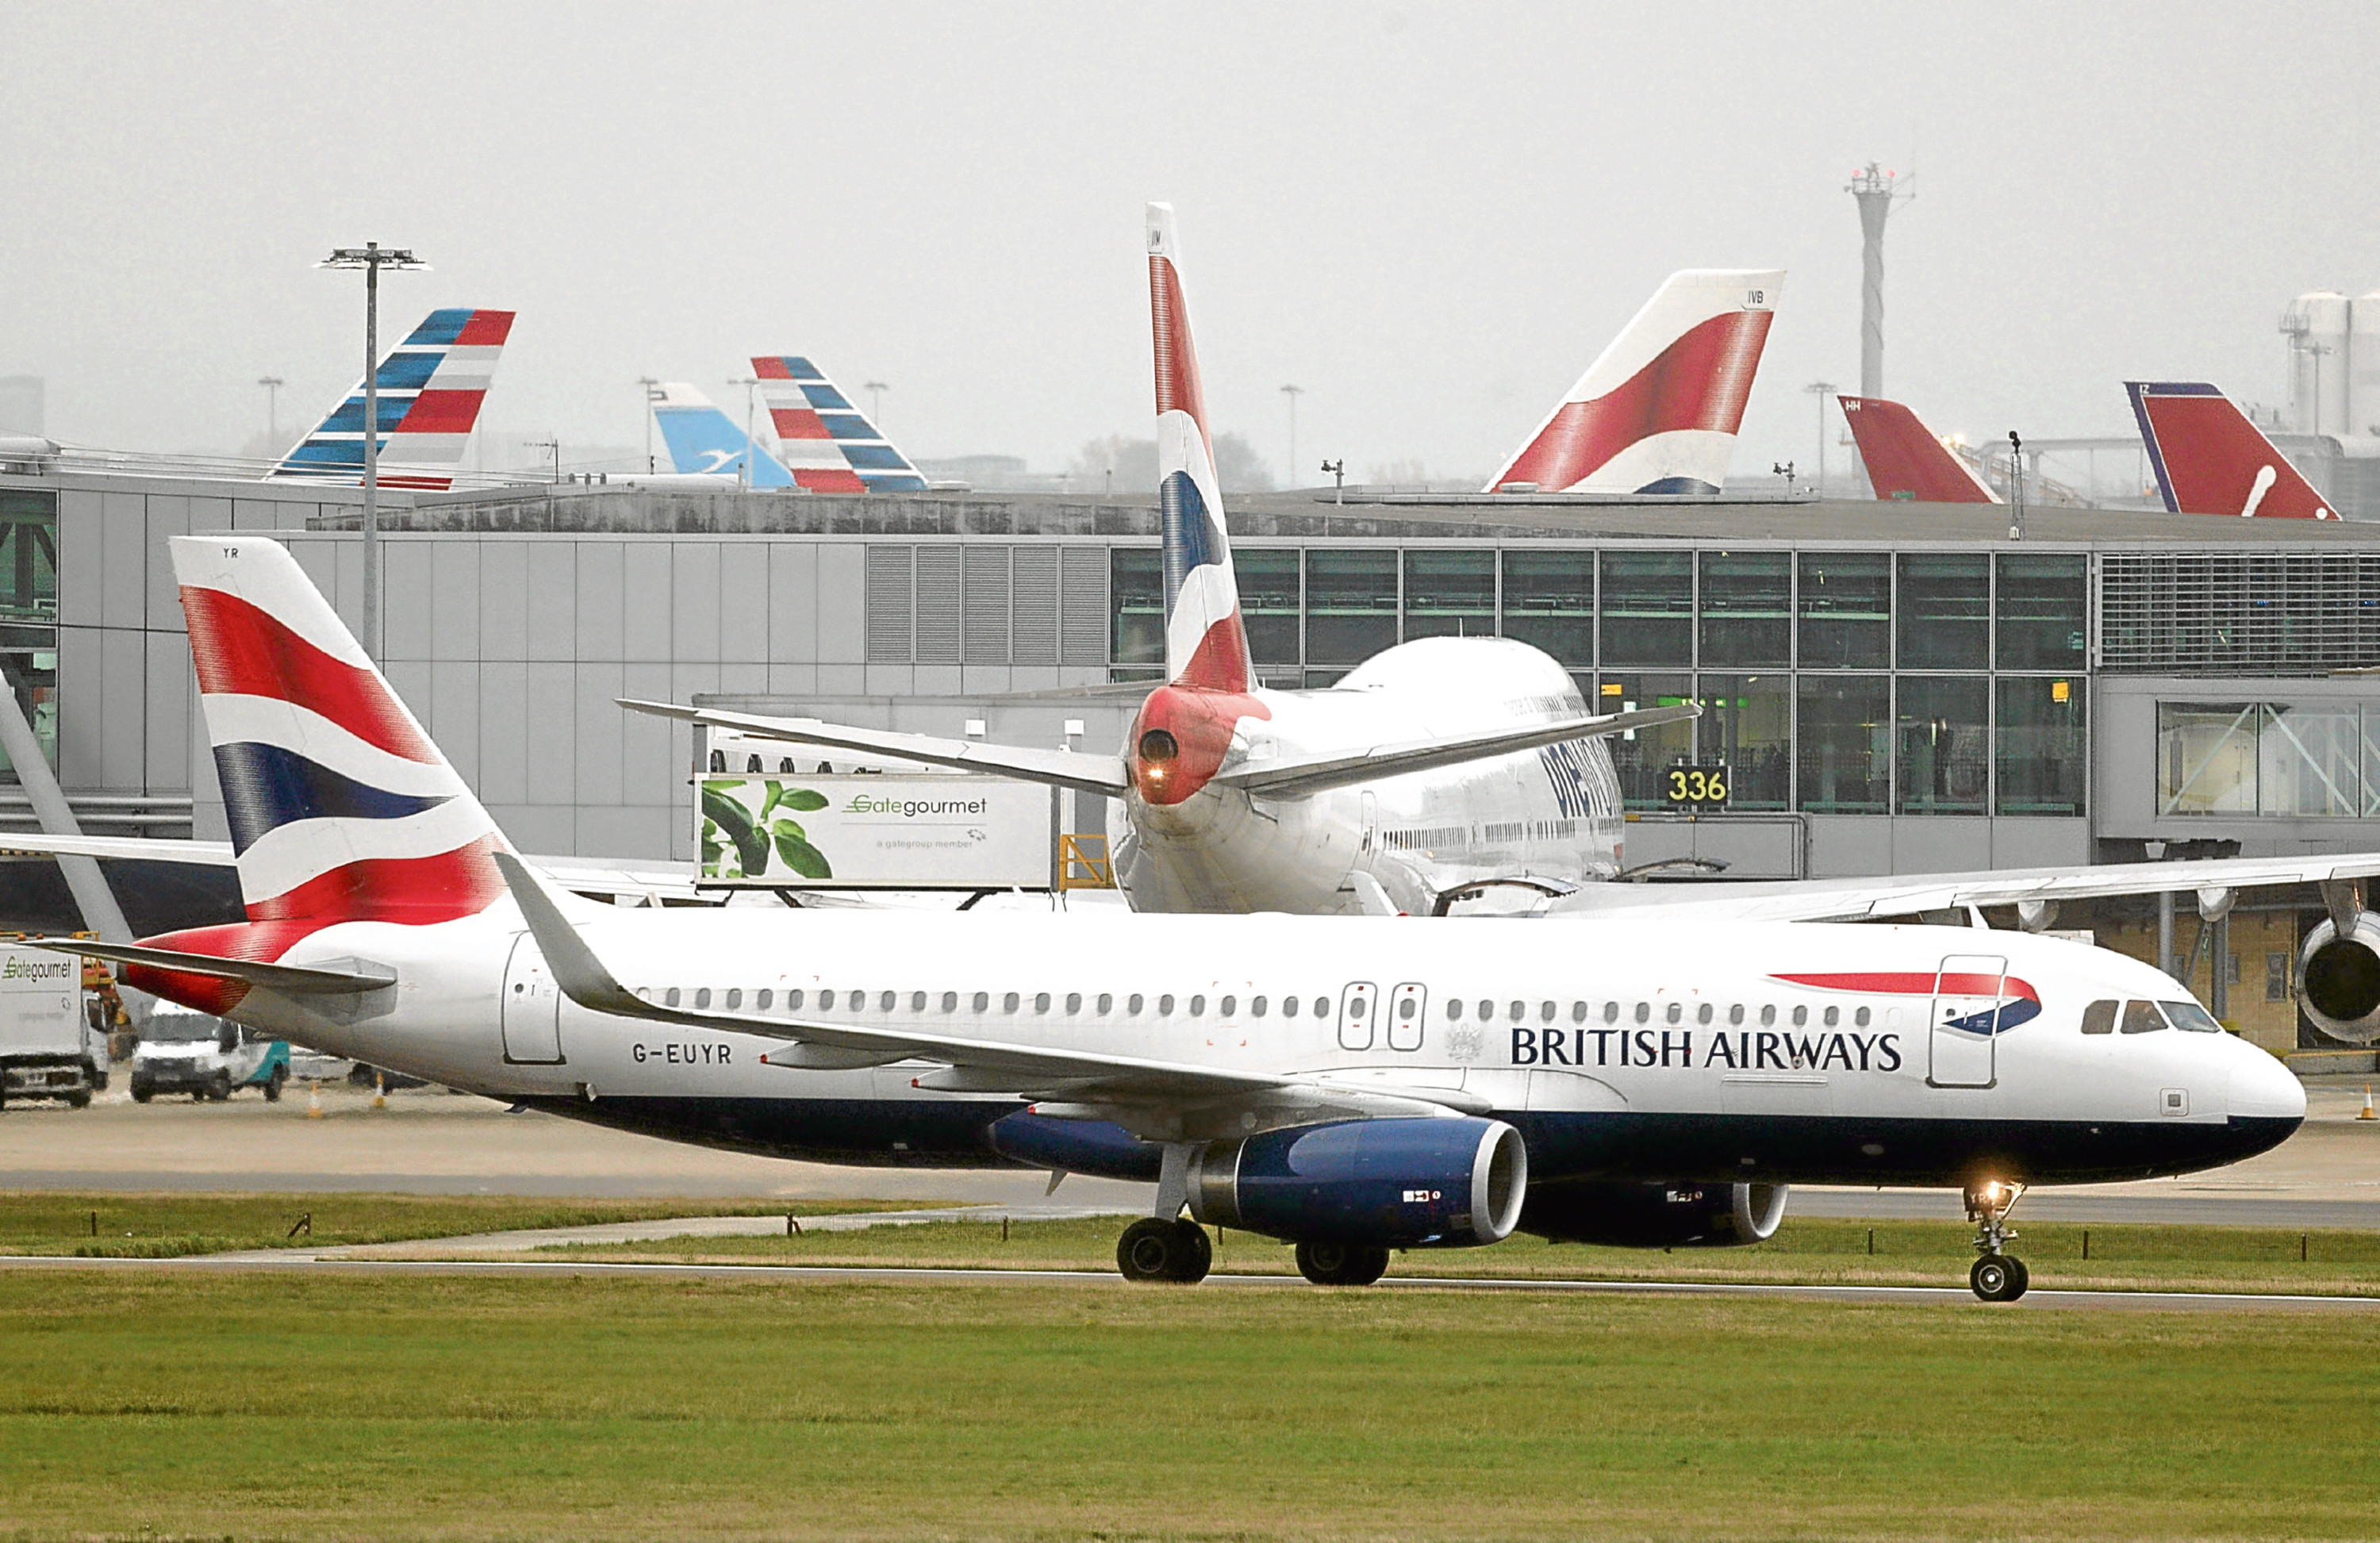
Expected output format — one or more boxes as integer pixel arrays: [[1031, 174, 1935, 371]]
[[209, 1072, 232, 1103], [1116, 1218, 1207, 1284], [1971, 1254, 2021, 1302], [1296, 1241, 1391, 1287], [2006, 1257, 2030, 1301]]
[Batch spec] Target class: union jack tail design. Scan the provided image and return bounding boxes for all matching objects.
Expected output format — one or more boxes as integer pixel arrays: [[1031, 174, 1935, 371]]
[[2126, 382, 2336, 520], [1487, 271, 1782, 495], [751, 357, 927, 493], [1839, 396, 2000, 505], [172, 535, 508, 932], [268, 309, 513, 492], [1146, 202, 1251, 693], [651, 382, 793, 487]]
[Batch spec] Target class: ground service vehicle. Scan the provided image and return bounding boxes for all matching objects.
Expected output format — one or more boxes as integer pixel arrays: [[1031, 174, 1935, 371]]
[[129, 1007, 289, 1104], [0, 944, 103, 1107]]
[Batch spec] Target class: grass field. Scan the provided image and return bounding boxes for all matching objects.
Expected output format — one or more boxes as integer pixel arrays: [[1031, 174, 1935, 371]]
[[0, 1192, 913, 1258], [2, 1269, 2375, 1540], [546, 1213, 2380, 1297]]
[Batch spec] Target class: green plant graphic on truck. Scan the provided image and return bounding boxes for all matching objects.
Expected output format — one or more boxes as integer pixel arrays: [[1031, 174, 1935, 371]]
[[701, 781, 832, 880]]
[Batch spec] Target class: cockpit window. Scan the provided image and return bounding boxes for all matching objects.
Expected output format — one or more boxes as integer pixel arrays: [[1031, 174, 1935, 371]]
[[2080, 1000, 2117, 1034], [2159, 1000, 2225, 1034], [2119, 1000, 2168, 1034]]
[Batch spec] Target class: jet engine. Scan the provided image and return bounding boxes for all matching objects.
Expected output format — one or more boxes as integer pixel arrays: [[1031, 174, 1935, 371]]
[[1519, 1180, 1788, 1248], [2299, 912, 2380, 1045], [1186, 1117, 1527, 1249]]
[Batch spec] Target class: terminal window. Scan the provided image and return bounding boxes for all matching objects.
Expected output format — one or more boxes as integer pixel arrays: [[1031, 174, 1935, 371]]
[[1797, 552, 1891, 669], [1599, 551, 1691, 667], [1897, 552, 1989, 670], [1499, 551, 1593, 667], [1699, 551, 1791, 667]]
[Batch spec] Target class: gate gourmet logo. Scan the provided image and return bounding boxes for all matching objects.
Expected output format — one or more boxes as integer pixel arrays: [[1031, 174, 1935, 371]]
[[844, 793, 992, 818], [2, 955, 74, 981]]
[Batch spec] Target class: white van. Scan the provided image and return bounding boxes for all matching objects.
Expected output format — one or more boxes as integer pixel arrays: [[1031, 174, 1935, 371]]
[[129, 1007, 290, 1103]]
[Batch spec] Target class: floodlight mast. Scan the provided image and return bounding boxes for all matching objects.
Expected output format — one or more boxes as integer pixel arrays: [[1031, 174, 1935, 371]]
[[318, 242, 424, 665]]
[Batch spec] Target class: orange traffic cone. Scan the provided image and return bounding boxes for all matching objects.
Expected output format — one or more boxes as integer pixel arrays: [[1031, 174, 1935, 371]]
[[305, 1080, 323, 1119], [2359, 1087, 2375, 1122], [371, 1073, 386, 1111]]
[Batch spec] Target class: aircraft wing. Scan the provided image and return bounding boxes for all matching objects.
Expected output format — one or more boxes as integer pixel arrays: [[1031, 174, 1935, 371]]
[[25, 938, 396, 995], [1549, 851, 2380, 926], [1211, 704, 1700, 800], [495, 853, 1478, 1120], [620, 700, 1132, 796]]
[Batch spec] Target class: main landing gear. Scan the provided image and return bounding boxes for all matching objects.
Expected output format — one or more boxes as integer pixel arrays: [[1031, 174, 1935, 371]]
[[1964, 1179, 2030, 1303], [1295, 1242, 1389, 1287], [1116, 1218, 1211, 1284]]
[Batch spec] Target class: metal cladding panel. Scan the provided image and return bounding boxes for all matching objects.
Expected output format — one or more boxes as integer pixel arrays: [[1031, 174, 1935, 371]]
[[767, 543, 819, 665], [624, 545, 674, 662], [963, 545, 1010, 664], [575, 542, 626, 662], [816, 544, 866, 664], [100, 493, 145, 630], [380, 542, 435, 661], [719, 662, 767, 696], [1990, 817, 2088, 870], [525, 543, 576, 662], [619, 662, 675, 818], [1889, 816, 1991, 875], [2098, 551, 2380, 673], [913, 546, 960, 664], [144, 630, 190, 791], [54, 626, 101, 785], [428, 662, 480, 785], [485, 803, 572, 857], [289, 542, 338, 620], [1061, 545, 1107, 666], [866, 545, 914, 663], [99, 628, 144, 791], [720, 543, 769, 664], [525, 662, 576, 804], [672, 541, 722, 663], [1012, 547, 1059, 666], [380, 659, 432, 743], [478, 542, 529, 662], [144, 495, 192, 629], [229, 498, 282, 532], [477, 661, 528, 805], [572, 662, 625, 805], [574, 802, 673, 862], [430, 539, 481, 661], [766, 663, 819, 696], [57, 489, 100, 627]]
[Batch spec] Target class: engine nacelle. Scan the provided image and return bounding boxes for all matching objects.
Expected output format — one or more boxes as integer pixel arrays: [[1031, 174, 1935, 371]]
[[1187, 1117, 1527, 1249], [2299, 913, 2380, 1045], [1520, 1180, 1788, 1249]]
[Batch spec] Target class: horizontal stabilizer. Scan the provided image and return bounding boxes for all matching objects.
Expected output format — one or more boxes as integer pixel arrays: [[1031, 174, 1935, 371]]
[[26, 938, 395, 995], [1213, 704, 1701, 799], [619, 700, 1131, 796]]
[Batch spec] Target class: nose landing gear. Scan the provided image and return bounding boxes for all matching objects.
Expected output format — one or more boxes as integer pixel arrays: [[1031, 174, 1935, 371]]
[[1964, 1180, 2029, 1302]]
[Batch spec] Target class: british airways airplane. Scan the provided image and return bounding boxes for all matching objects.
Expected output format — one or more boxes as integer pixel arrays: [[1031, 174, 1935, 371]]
[[36, 531, 2328, 1302], [267, 308, 514, 492]]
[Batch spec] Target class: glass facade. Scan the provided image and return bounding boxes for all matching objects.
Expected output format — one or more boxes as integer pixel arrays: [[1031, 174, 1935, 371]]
[[1106, 540, 2091, 817], [0, 490, 57, 781], [2159, 700, 2378, 818]]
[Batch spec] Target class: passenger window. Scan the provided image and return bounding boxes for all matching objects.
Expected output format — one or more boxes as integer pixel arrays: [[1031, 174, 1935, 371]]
[[1791, 1006, 1807, 1027], [1447, 999, 1464, 1021], [1004, 992, 1021, 1013], [879, 991, 896, 1011], [1630, 1002, 1648, 1024], [1664, 1003, 1682, 1025], [1221, 996, 1237, 1016], [757, 988, 773, 1011], [1822, 1006, 1839, 1027], [1571, 1002, 1588, 1023], [940, 991, 957, 1012], [911, 992, 926, 1011], [1034, 992, 1051, 1012], [695, 988, 712, 1008], [1727, 1004, 1744, 1025], [1603, 1002, 1619, 1023], [972, 992, 988, 1012], [1760, 1004, 1775, 1026], [1128, 994, 1144, 1014], [665, 988, 681, 1008], [1507, 1000, 1525, 1022], [2121, 1000, 2167, 1034], [788, 989, 804, 1010], [1251, 996, 1266, 1017], [1065, 992, 1082, 1014], [1190, 995, 1206, 1015], [1854, 1007, 1870, 1027], [1696, 1004, 1713, 1025], [2080, 999, 2116, 1034], [1097, 993, 1113, 1014], [724, 988, 742, 1009], [1476, 998, 1492, 1020], [1398, 997, 1415, 1021], [2161, 1000, 2225, 1034], [819, 989, 835, 1010], [1158, 994, 1175, 1015]]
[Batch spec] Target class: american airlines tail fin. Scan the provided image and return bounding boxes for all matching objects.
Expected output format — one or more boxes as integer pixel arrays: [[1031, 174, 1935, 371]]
[[1839, 396, 1999, 504], [651, 383, 794, 488], [1146, 202, 1253, 693], [2126, 382, 2336, 520], [751, 356, 927, 493], [1486, 271, 1782, 495], [171, 535, 509, 930], [269, 309, 512, 491]]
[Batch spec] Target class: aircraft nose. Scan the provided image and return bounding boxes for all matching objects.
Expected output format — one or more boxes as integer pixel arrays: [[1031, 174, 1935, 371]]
[[2227, 1044, 2307, 1123]]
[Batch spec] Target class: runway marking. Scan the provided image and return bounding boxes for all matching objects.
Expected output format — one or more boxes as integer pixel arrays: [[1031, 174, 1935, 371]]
[[4, 1253, 2374, 1312]]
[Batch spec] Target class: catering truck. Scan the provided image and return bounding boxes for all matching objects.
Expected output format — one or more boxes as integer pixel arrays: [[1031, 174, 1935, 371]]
[[0, 944, 104, 1108]]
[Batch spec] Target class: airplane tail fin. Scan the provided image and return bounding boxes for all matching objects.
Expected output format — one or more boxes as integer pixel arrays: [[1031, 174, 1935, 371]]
[[269, 309, 512, 491], [1486, 271, 1781, 495], [1839, 396, 1999, 504], [751, 356, 927, 493], [2126, 382, 2336, 519], [170, 535, 509, 931], [1146, 202, 1252, 693], [651, 383, 793, 487]]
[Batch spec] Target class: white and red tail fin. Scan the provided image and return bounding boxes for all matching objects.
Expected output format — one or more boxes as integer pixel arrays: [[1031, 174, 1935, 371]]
[[1839, 395, 1999, 504], [268, 308, 513, 491], [1146, 202, 1252, 693], [170, 535, 508, 927], [751, 356, 928, 493], [1487, 271, 1782, 495], [2126, 382, 2336, 520]]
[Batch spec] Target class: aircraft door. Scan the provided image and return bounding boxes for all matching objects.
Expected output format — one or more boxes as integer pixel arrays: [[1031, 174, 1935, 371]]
[[1388, 982, 1428, 1051], [1928, 954, 2004, 1088], [1338, 982, 1378, 1051], [501, 934, 566, 1065]]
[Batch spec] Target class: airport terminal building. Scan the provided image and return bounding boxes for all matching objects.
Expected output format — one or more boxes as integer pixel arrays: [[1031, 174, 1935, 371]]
[[6, 459, 2380, 1046]]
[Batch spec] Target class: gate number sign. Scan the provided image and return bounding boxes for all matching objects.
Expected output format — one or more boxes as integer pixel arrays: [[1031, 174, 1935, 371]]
[[1662, 763, 1730, 810]]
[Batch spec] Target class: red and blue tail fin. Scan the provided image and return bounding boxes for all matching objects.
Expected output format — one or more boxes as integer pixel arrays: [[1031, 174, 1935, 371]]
[[2126, 382, 2336, 519], [751, 356, 927, 493], [1487, 271, 1781, 495], [1146, 202, 1252, 693], [171, 535, 508, 927], [1839, 395, 1999, 504], [268, 308, 513, 491]]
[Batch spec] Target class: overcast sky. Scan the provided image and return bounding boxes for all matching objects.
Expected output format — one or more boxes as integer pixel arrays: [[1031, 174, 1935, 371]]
[[4, 2, 2375, 486]]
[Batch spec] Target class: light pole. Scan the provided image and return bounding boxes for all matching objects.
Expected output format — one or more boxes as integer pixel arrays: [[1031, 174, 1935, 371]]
[[637, 377, 661, 472], [257, 376, 285, 447], [1803, 381, 1836, 496], [735, 378, 760, 490], [1280, 385, 1303, 489], [319, 242, 424, 666], [863, 380, 889, 428]]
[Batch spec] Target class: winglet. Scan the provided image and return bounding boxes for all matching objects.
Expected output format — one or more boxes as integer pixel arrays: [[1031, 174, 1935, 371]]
[[491, 852, 647, 1016]]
